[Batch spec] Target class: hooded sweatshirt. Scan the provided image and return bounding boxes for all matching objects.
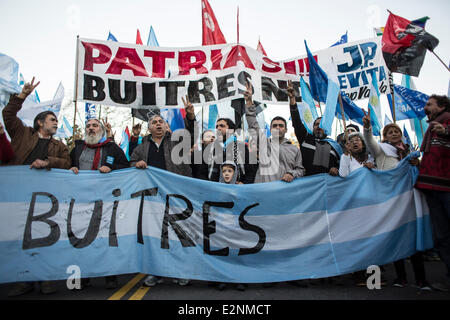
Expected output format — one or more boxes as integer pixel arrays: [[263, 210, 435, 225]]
[[219, 160, 239, 184]]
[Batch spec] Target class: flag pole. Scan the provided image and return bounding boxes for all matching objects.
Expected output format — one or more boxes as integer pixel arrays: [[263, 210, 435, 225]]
[[338, 93, 348, 140], [388, 71, 397, 123], [418, 119, 424, 139], [430, 50, 450, 72], [237, 6, 240, 44], [391, 92, 397, 124], [73, 35, 80, 136]]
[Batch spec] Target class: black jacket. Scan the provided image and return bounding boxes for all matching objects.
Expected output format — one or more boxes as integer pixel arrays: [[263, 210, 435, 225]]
[[70, 140, 129, 170], [289, 104, 339, 176]]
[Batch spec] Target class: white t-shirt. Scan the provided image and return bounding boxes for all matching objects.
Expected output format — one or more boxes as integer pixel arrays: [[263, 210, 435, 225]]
[[339, 153, 375, 177]]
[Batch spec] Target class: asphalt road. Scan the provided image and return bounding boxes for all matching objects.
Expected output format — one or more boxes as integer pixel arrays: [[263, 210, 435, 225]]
[[1, 259, 449, 301]]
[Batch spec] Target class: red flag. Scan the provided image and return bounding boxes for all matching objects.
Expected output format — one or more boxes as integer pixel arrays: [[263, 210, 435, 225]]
[[256, 39, 267, 56], [382, 12, 439, 76], [124, 126, 130, 140], [201, 0, 226, 45], [136, 29, 143, 45]]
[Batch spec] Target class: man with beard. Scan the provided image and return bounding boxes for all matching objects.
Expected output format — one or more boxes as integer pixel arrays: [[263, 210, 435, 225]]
[[415, 94, 450, 292], [68, 118, 128, 290], [3, 77, 70, 297], [287, 81, 341, 176], [69, 118, 129, 174]]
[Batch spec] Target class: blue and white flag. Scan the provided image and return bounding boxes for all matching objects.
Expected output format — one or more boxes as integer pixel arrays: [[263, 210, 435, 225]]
[[107, 31, 118, 42], [0, 53, 21, 108], [368, 74, 382, 136], [54, 116, 73, 139], [147, 26, 159, 47], [388, 85, 428, 121], [17, 82, 64, 127], [0, 156, 432, 284], [384, 113, 393, 126], [305, 40, 328, 103], [207, 104, 219, 130], [330, 31, 348, 47], [319, 59, 340, 136], [401, 75, 428, 148], [119, 128, 130, 161], [85, 103, 97, 121], [160, 108, 185, 131], [403, 124, 413, 149], [298, 76, 318, 134]]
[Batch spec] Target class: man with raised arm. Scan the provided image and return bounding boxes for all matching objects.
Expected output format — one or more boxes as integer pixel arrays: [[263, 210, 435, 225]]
[[287, 81, 341, 176], [2, 77, 70, 297], [244, 81, 305, 183], [2, 77, 70, 170]]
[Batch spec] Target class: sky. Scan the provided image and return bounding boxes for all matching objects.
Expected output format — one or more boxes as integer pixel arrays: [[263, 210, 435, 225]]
[[1, 0, 449, 139]]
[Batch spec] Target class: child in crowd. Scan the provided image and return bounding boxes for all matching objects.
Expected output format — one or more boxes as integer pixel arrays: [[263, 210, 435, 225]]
[[209, 161, 247, 291]]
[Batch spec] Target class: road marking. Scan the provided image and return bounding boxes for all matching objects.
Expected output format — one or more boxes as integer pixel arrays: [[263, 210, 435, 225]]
[[128, 285, 151, 300], [107, 273, 146, 300]]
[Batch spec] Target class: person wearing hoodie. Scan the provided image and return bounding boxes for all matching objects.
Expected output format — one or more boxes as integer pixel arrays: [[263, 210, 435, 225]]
[[209, 161, 247, 291]]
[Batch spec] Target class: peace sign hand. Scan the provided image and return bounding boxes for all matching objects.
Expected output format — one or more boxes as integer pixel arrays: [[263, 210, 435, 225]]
[[362, 108, 371, 129], [181, 95, 195, 120], [18, 77, 40, 100]]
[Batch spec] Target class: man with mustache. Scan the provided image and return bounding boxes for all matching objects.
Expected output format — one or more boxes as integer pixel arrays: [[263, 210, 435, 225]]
[[2, 77, 71, 297], [130, 96, 196, 288], [2, 77, 70, 170], [68, 117, 129, 290], [69, 118, 129, 175], [415, 94, 450, 292]]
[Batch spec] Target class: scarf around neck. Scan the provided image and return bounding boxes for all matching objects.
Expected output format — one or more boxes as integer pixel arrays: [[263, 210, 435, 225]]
[[84, 139, 111, 170]]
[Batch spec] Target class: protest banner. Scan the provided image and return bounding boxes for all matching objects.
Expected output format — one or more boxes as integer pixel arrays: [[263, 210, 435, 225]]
[[76, 37, 390, 109], [0, 155, 431, 284]]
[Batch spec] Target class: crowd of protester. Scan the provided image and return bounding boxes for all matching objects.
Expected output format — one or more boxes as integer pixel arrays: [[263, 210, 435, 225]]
[[1, 77, 449, 296]]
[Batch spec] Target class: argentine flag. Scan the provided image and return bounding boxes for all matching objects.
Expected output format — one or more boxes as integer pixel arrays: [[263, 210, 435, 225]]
[[319, 59, 340, 136], [368, 74, 382, 136], [298, 76, 318, 134]]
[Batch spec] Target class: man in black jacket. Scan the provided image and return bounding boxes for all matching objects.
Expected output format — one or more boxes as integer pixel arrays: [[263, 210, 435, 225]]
[[287, 81, 341, 176], [70, 118, 129, 174], [207, 117, 257, 184], [69, 118, 129, 289]]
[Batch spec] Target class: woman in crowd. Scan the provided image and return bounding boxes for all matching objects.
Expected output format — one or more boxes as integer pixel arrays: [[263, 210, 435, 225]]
[[338, 131, 375, 177], [362, 109, 431, 290]]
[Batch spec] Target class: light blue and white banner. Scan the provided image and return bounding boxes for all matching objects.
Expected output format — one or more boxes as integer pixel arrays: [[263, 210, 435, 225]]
[[0, 156, 432, 284]]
